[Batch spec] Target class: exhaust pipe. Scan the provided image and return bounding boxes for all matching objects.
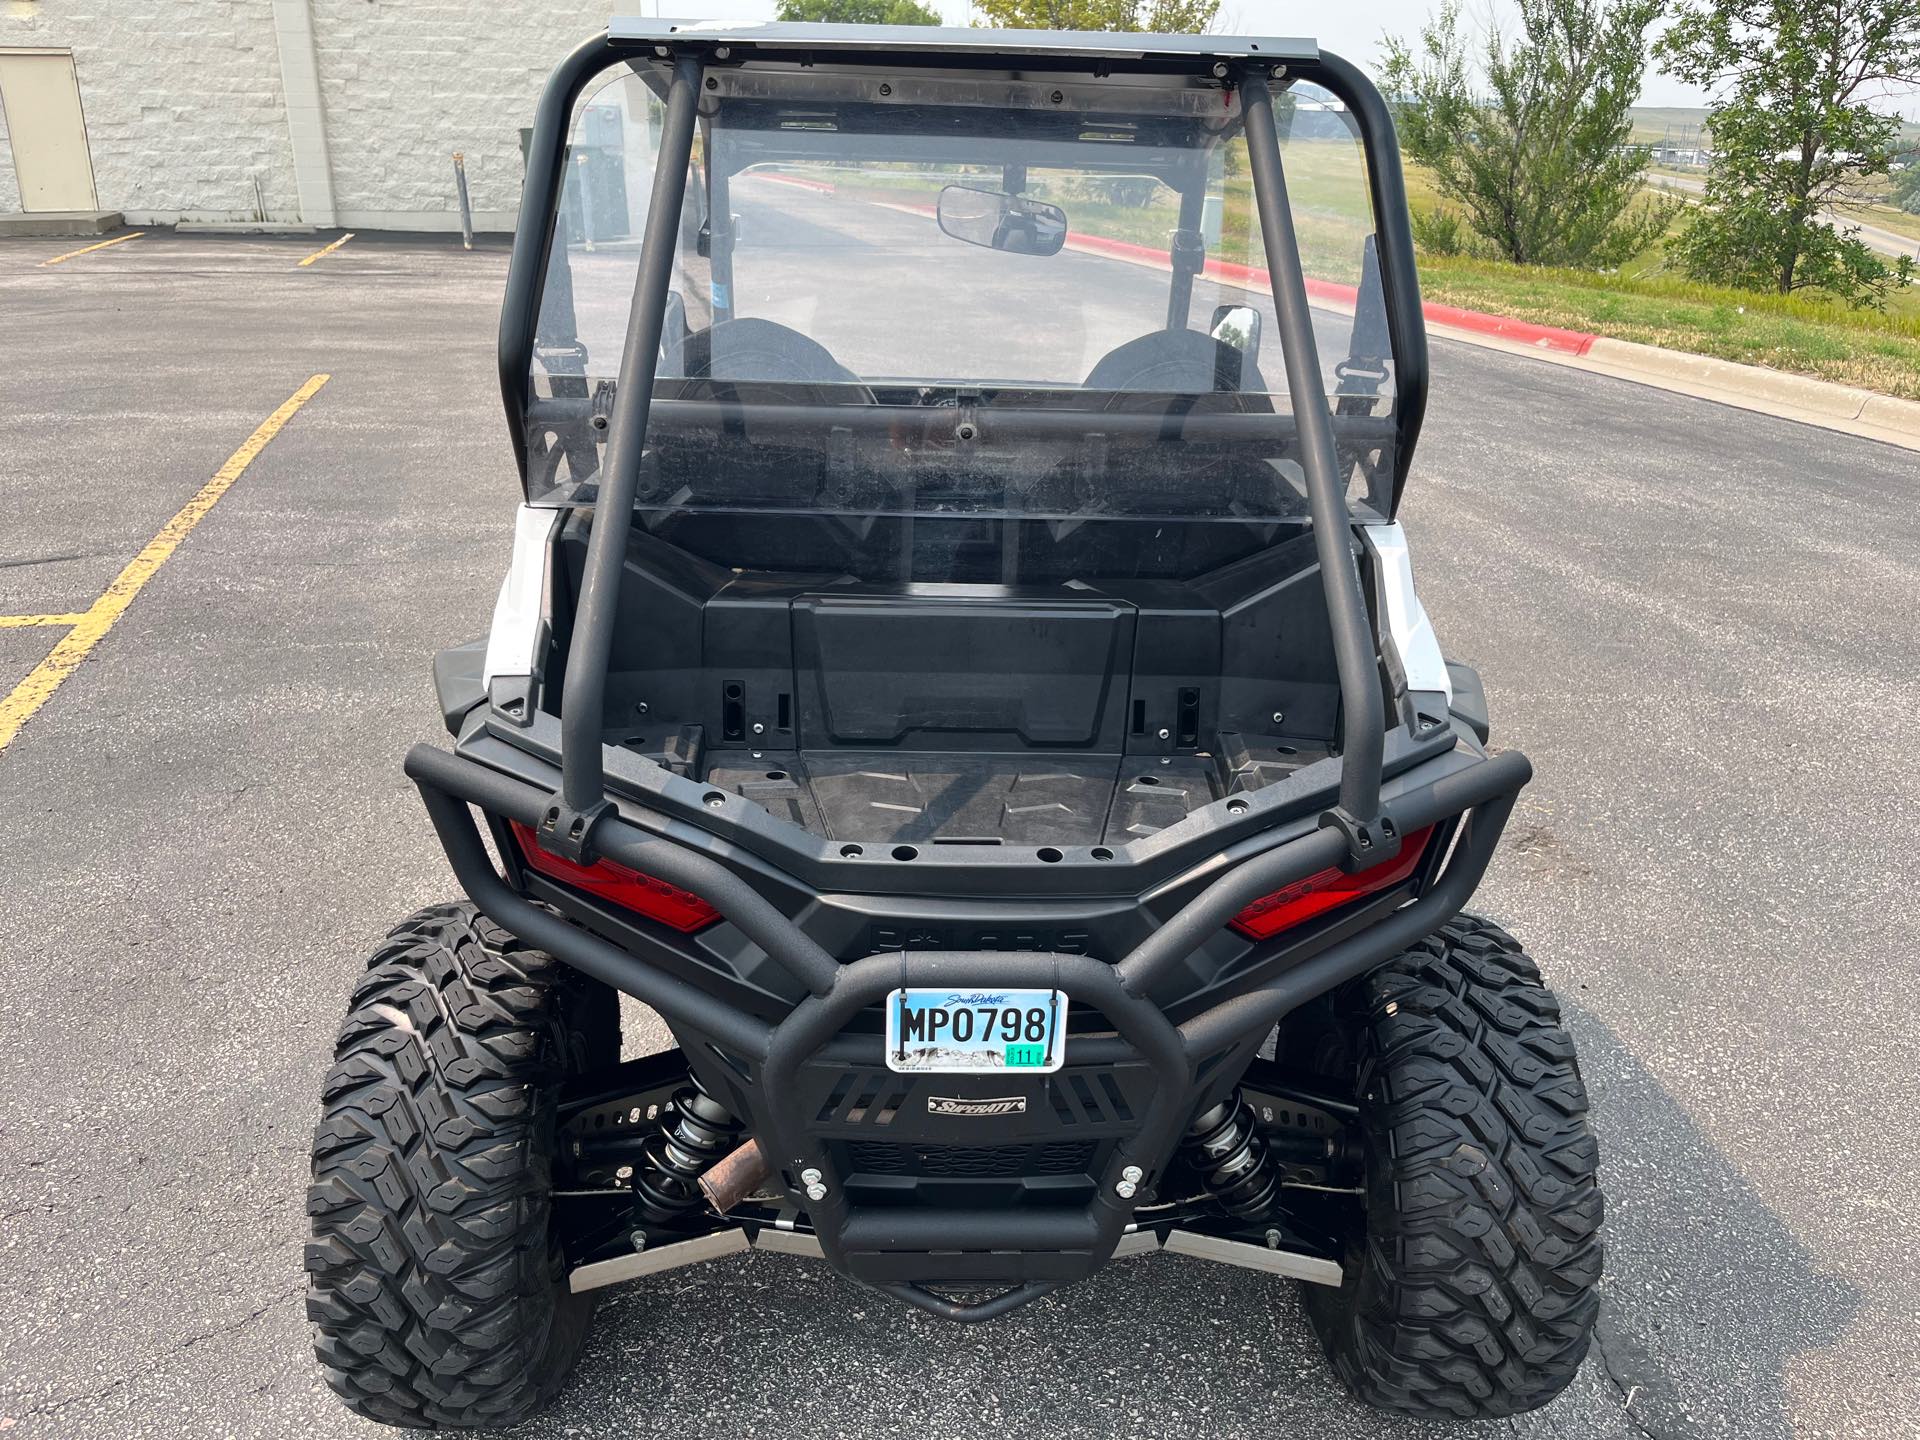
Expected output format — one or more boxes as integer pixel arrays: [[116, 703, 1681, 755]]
[[698, 1137, 770, 1213]]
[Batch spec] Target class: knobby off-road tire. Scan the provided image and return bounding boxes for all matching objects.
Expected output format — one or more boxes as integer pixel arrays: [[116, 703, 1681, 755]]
[[1304, 915, 1603, 1420], [307, 902, 617, 1429]]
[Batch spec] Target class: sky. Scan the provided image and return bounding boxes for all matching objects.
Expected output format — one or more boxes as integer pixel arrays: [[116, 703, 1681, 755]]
[[624, 0, 1918, 120]]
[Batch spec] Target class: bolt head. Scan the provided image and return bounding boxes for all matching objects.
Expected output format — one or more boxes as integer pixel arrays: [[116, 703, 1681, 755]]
[[1271, 711, 1285, 726], [630, 1230, 649, 1251], [1156, 727, 1171, 740], [800, 1167, 823, 1185], [1121, 1164, 1144, 1183], [805, 1182, 828, 1202], [1264, 1228, 1282, 1250], [1115, 1179, 1137, 1199], [752, 721, 765, 734]]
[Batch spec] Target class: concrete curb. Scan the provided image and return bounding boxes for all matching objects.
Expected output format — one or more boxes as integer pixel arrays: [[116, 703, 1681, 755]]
[[1584, 337, 1920, 431], [0, 210, 124, 238], [175, 221, 321, 236], [1441, 328, 1920, 451]]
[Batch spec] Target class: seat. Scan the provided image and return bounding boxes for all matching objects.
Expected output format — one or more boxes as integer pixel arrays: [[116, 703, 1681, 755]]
[[1083, 327, 1271, 402], [680, 317, 869, 395]]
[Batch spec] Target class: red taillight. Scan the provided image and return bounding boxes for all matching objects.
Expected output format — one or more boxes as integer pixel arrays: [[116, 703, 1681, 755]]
[[509, 821, 721, 933], [1229, 826, 1435, 940]]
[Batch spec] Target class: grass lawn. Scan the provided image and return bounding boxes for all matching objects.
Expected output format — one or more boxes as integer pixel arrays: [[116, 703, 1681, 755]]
[[1414, 256, 1920, 399], [1399, 160, 1920, 401]]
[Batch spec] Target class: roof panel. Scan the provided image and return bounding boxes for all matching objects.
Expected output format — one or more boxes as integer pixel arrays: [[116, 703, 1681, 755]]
[[605, 19, 1318, 63]]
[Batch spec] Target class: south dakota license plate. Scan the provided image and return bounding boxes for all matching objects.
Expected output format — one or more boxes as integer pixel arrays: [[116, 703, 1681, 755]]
[[883, 988, 1067, 1074]]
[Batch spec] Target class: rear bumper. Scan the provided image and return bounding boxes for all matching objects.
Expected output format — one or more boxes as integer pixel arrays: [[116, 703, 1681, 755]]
[[404, 740, 1529, 1316]]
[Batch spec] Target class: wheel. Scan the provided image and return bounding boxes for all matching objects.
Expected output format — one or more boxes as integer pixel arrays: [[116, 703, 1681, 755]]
[[306, 902, 618, 1429], [1304, 914, 1603, 1419]]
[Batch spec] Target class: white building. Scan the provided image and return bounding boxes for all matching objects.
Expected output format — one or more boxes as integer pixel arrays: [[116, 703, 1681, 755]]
[[0, 0, 629, 229]]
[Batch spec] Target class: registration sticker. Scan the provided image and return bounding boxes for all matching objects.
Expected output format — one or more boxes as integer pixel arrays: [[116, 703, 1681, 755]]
[[883, 988, 1066, 1074]]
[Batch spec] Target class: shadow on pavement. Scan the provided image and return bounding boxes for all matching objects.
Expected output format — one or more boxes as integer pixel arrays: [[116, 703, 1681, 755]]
[[1548, 1001, 1860, 1440], [477, 1001, 1857, 1440]]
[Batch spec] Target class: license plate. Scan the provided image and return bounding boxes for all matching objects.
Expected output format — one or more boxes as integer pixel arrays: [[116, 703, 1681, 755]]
[[883, 988, 1067, 1074]]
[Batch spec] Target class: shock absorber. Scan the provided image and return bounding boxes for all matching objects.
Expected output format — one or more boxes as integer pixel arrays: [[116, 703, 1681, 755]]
[[631, 1076, 746, 1225], [1182, 1089, 1281, 1220]]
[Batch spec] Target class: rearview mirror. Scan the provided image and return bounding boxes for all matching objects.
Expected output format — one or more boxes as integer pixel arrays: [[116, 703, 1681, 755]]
[[936, 185, 1067, 257], [1211, 303, 1262, 359]]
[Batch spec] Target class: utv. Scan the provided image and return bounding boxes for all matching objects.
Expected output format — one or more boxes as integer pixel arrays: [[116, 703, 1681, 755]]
[[307, 20, 1602, 1430]]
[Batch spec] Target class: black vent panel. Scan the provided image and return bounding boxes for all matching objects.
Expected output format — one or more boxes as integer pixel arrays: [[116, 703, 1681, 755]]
[[847, 1140, 1097, 1178]]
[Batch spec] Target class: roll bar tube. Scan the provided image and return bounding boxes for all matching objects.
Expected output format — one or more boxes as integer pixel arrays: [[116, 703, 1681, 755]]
[[1306, 52, 1430, 509], [498, 32, 612, 481], [501, 41, 1415, 851], [405, 739, 1532, 1065], [556, 57, 703, 825], [1240, 75, 1384, 831]]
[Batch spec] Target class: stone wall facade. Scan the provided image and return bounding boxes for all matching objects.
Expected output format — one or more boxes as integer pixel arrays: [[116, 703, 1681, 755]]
[[0, 0, 616, 228]]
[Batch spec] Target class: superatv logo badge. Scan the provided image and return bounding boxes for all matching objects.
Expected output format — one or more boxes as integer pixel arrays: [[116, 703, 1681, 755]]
[[927, 1095, 1027, 1118]]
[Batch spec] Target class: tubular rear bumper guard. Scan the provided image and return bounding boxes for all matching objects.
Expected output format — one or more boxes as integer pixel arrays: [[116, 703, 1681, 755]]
[[404, 742, 1530, 1316]]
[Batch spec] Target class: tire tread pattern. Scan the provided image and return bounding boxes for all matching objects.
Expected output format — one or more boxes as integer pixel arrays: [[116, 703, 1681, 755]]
[[306, 902, 606, 1430], [1305, 914, 1603, 1419]]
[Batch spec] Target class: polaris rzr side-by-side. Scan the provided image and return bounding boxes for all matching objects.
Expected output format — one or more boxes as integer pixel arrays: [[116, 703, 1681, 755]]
[[307, 21, 1602, 1428]]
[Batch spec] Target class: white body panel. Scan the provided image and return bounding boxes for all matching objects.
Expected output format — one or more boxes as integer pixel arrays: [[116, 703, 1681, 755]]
[[482, 505, 562, 688], [1361, 522, 1452, 702]]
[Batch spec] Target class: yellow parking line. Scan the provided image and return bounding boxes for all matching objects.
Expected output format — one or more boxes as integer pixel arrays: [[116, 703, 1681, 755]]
[[0, 374, 331, 755], [0, 614, 89, 628], [39, 232, 145, 267], [297, 232, 356, 267]]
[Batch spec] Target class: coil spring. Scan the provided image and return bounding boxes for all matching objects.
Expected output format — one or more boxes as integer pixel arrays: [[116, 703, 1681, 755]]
[[1182, 1089, 1281, 1220], [631, 1077, 745, 1225]]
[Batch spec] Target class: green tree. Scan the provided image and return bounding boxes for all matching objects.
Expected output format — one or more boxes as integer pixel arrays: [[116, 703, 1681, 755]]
[[1894, 158, 1920, 215], [774, 0, 944, 24], [1382, 0, 1675, 268], [1657, 0, 1920, 302], [971, 0, 1219, 34]]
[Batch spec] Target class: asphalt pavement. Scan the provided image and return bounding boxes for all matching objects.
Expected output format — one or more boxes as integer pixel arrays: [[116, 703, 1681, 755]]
[[1, 224, 1917, 1440]]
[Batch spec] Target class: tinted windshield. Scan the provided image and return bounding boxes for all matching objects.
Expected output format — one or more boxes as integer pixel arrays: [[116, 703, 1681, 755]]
[[524, 62, 1398, 577]]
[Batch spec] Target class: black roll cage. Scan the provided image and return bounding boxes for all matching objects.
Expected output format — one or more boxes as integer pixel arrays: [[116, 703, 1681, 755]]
[[401, 29, 1534, 1317], [493, 24, 1432, 864]]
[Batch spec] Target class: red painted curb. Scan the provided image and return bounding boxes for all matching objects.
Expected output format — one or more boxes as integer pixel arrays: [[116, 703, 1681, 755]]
[[746, 176, 1603, 359], [1064, 229, 1598, 356], [1417, 301, 1599, 355], [753, 172, 836, 194]]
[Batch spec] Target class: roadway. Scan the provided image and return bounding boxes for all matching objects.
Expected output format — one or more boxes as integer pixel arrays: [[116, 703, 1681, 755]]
[[1647, 170, 1920, 263], [0, 221, 1916, 1440]]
